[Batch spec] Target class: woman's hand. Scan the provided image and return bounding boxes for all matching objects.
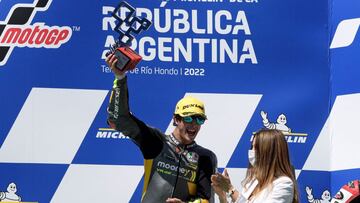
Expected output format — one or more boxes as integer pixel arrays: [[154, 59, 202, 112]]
[[211, 178, 227, 202], [211, 169, 234, 203], [211, 168, 233, 192]]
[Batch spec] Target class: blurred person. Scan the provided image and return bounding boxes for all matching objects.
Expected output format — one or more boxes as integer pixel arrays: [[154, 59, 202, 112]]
[[211, 129, 299, 203], [105, 54, 217, 203], [331, 180, 360, 203]]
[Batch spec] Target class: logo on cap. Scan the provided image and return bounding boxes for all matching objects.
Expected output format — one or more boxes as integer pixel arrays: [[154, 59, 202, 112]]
[[174, 96, 206, 118]]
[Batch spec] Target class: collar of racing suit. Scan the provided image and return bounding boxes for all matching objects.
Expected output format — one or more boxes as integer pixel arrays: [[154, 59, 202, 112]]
[[169, 133, 197, 150]]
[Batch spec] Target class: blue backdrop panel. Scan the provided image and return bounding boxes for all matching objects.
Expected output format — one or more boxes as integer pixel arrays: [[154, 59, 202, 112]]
[[1, 0, 350, 202]]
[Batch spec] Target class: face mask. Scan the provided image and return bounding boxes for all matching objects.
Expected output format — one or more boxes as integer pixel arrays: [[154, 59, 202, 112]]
[[248, 149, 256, 166]]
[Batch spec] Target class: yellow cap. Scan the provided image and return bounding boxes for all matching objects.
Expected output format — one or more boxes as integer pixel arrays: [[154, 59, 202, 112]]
[[174, 96, 207, 119]]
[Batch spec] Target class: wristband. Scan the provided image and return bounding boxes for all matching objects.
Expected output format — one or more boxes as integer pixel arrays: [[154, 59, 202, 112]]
[[115, 73, 126, 80]]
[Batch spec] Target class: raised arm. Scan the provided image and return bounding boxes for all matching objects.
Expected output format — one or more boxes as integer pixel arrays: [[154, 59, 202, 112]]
[[106, 54, 163, 159]]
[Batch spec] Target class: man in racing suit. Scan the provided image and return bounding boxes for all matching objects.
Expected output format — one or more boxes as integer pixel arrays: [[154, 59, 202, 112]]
[[106, 54, 218, 203]]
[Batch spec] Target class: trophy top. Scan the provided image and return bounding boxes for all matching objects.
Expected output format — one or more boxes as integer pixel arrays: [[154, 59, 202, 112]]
[[111, 1, 152, 46]]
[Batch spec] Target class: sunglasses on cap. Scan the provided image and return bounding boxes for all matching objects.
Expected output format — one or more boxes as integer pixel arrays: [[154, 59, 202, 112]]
[[182, 116, 205, 125]]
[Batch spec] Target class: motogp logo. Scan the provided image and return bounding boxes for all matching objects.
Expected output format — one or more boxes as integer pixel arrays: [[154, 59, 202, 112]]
[[0, 0, 72, 66]]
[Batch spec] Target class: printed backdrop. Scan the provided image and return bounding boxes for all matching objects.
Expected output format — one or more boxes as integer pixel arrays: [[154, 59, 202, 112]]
[[0, 0, 359, 202]]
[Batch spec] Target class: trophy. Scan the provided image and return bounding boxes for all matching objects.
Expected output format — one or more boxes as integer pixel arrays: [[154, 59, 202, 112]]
[[106, 1, 152, 71]]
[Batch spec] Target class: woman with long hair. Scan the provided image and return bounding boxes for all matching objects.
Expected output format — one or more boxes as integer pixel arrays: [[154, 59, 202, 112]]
[[211, 129, 299, 203]]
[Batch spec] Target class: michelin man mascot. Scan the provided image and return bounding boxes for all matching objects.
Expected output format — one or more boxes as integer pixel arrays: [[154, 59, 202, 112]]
[[0, 182, 21, 202], [306, 186, 331, 203], [261, 111, 291, 133]]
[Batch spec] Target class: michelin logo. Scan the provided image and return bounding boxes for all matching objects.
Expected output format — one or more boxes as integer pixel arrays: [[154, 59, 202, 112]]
[[260, 111, 308, 143], [96, 128, 129, 139], [261, 110, 291, 132], [330, 18, 360, 49], [0, 182, 21, 202], [306, 186, 331, 203]]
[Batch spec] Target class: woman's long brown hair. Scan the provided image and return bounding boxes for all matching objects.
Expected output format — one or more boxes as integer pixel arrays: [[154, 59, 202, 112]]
[[242, 129, 299, 203]]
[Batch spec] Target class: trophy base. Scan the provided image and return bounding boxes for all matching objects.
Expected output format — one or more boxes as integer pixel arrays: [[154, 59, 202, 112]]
[[114, 47, 142, 71]]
